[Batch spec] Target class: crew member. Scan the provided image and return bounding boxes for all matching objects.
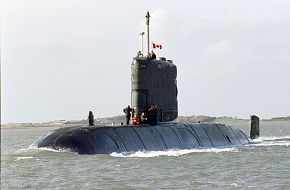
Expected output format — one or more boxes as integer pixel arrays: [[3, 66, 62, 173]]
[[148, 104, 157, 125], [147, 52, 152, 59], [151, 51, 156, 59], [140, 112, 148, 124], [152, 105, 157, 125], [88, 111, 94, 126], [136, 51, 142, 58], [123, 105, 133, 125]]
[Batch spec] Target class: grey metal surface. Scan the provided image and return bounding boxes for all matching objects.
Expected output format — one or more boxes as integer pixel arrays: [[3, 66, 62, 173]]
[[250, 115, 260, 139], [131, 58, 178, 122]]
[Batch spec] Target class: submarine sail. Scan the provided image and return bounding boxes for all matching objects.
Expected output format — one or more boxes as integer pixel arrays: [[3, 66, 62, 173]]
[[131, 11, 177, 122], [131, 58, 178, 122]]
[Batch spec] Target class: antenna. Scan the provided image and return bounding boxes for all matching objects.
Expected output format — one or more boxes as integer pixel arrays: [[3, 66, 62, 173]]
[[145, 11, 150, 56], [139, 32, 145, 57]]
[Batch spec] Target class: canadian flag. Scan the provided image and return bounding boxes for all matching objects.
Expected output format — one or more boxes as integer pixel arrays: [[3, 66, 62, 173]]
[[152, 43, 163, 49]]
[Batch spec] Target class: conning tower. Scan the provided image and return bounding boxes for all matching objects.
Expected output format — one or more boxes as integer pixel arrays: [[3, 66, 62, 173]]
[[131, 12, 178, 122], [131, 58, 178, 122]]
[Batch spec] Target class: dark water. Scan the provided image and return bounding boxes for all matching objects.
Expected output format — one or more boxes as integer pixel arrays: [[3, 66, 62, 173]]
[[1, 122, 290, 189]]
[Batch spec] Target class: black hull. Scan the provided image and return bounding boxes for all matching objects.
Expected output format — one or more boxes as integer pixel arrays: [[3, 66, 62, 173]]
[[35, 123, 252, 154]]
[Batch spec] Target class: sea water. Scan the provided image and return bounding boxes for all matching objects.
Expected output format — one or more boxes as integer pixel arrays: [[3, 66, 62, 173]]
[[1, 121, 290, 189]]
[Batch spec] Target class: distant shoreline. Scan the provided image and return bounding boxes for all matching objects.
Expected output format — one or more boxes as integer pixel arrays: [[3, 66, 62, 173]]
[[178, 115, 290, 123], [2, 115, 289, 128]]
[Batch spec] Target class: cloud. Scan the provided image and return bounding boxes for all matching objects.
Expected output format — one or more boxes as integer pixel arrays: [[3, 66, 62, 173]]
[[224, 14, 257, 28], [205, 40, 232, 57], [2, 1, 290, 123]]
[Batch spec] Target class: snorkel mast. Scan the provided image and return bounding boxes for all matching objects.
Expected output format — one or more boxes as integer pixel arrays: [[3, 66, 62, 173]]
[[145, 11, 150, 56]]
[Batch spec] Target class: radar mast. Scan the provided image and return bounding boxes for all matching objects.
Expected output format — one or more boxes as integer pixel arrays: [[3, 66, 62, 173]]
[[145, 11, 150, 56]]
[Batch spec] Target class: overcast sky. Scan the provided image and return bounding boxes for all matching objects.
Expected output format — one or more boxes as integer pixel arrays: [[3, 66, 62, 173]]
[[2, 0, 290, 123]]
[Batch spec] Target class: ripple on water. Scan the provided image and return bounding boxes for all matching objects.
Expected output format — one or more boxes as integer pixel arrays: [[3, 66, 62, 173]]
[[2, 125, 290, 190]]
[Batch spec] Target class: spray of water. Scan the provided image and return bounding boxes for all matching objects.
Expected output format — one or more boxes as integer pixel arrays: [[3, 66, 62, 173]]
[[110, 147, 240, 158], [248, 136, 290, 147]]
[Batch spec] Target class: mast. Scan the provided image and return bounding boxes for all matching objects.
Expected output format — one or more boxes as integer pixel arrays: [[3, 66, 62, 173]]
[[140, 32, 145, 57], [145, 11, 150, 56]]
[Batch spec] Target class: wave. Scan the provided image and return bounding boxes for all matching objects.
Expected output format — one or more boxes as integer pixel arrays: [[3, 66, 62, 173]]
[[30, 147, 74, 153], [15, 156, 34, 161], [248, 136, 290, 147], [110, 147, 239, 158], [17, 135, 289, 156], [14, 145, 74, 154], [253, 136, 290, 142]]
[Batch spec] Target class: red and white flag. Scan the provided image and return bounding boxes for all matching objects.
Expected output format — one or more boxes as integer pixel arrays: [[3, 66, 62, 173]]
[[152, 43, 163, 49]]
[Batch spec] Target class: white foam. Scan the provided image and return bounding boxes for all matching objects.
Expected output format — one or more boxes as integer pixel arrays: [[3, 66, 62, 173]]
[[230, 183, 239, 187], [15, 156, 33, 161], [32, 147, 74, 153], [15, 145, 74, 154], [110, 147, 239, 158], [253, 136, 290, 143], [253, 142, 289, 147], [248, 136, 290, 147]]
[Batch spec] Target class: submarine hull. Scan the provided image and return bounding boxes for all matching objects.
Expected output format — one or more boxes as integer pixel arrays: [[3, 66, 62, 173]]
[[36, 123, 252, 154]]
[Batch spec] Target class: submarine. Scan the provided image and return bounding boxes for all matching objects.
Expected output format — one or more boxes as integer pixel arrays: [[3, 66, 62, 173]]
[[35, 12, 259, 154]]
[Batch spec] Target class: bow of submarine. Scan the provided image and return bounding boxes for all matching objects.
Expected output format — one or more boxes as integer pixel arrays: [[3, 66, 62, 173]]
[[36, 127, 104, 154]]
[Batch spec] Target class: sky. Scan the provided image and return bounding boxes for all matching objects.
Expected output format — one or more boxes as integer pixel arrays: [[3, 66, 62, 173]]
[[1, 0, 290, 123]]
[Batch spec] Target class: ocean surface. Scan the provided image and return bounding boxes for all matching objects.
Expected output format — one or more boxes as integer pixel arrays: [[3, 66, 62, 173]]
[[1, 121, 290, 190]]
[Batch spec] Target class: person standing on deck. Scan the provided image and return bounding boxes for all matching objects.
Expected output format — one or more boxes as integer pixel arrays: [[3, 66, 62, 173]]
[[123, 105, 133, 125]]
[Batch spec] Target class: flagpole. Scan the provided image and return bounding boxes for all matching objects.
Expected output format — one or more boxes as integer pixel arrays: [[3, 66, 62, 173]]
[[145, 11, 150, 56], [140, 32, 145, 57]]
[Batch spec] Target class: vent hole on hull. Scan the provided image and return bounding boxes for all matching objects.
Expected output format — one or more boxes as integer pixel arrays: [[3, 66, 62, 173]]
[[226, 135, 231, 143]]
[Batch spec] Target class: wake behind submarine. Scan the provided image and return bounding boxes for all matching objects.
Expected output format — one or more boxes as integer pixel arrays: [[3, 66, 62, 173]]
[[35, 12, 260, 154]]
